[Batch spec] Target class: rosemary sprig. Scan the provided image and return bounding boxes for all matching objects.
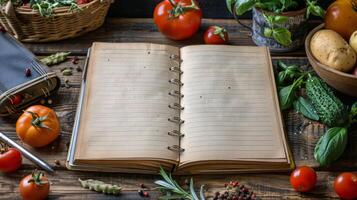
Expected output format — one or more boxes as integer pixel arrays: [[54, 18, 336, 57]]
[[155, 167, 206, 200]]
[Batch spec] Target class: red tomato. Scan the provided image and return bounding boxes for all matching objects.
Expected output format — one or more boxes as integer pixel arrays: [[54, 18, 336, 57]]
[[153, 0, 202, 40], [10, 94, 22, 105], [0, 148, 22, 173], [325, 0, 357, 40], [290, 166, 317, 192], [204, 26, 229, 44], [19, 171, 50, 200], [334, 172, 357, 200]]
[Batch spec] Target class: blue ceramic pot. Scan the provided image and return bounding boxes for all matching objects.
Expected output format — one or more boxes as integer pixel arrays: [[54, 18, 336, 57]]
[[251, 7, 308, 53]]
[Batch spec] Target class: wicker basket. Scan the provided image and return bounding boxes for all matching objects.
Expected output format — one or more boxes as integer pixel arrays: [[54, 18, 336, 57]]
[[0, 0, 110, 42]]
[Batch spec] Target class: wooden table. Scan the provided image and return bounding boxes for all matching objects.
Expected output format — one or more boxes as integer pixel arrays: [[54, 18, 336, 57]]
[[1, 18, 356, 200]]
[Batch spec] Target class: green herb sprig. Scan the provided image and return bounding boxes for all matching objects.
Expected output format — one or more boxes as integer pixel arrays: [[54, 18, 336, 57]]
[[155, 167, 205, 200]]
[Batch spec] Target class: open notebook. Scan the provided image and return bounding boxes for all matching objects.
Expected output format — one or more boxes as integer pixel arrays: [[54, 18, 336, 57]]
[[66, 43, 294, 174]]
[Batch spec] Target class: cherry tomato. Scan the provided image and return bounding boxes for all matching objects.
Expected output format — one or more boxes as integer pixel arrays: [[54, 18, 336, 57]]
[[10, 94, 22, 105], [19, 171, 50, 200], [204, 26, 229, 44], [334, 172, 357, 200], [154, 0, 202, 40], [290, 166, 317, 192], [0, 147, 22, 173], [325, 0, 357, 40]]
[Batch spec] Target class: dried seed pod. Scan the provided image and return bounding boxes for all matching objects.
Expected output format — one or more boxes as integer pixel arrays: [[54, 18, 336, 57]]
[[25, 68, 32, 77], [78, 179, 121, 195], [41, 52, 71, 66]]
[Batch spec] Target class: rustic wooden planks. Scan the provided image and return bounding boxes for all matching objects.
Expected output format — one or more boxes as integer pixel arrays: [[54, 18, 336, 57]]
[[0, 17, 356, 199]]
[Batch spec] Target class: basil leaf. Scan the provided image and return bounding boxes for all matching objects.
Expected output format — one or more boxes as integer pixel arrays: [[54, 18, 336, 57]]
[[293, 97, 319, 121], [273, 15, 288, 24], [264, 27, 273, 38], [279, 83, 297, 110], [306, 0, 325, 18], [235, 0, 258, 15], [272, 27, 292, 46], [226, 0, 236, 13], [277, 60, 289, 70], [350, 102, 357, 117], [278, 71, 287, 86], [314, 127, 348, 166]]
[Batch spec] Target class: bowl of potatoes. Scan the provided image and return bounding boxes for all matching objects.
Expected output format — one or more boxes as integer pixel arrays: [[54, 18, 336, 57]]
[[305, 23, 357, 97]]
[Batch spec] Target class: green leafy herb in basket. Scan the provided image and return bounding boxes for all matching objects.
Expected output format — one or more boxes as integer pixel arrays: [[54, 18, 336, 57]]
[[30, 0, 81, 17]]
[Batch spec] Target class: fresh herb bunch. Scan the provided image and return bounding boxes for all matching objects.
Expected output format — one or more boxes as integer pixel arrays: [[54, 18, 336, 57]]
[[276, 61, 357, 166], [30, 0, 81, 17], [155, 167, 206, 200], [226, 0, 324, 46], [0, 0, 81, 17]]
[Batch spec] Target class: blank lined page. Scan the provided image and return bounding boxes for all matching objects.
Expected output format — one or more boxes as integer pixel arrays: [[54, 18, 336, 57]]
[[179, 45, 287, 164], [75, 43, 180, 161]]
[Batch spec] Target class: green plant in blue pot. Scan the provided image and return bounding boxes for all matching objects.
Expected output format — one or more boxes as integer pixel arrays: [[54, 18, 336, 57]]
[[227, 0, 325, 52]]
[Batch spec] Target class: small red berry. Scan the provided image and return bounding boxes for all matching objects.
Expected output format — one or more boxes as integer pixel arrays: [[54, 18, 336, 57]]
[[143, 191, 149, 197], [10, 94, 22, 105], [0, 26, 6, 33], [71, 56, 79, 64]]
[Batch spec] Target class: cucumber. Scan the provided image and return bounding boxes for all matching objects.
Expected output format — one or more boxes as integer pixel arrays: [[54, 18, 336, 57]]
[[306, 76, 348, 127]]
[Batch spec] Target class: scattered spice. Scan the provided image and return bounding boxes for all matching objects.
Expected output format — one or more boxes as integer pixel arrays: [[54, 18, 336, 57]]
[[25, 68, 32, 77], [71, 56, 79, 65], [78, 179, 121, 195], [140, 183, 146, 188], [138, 189, 144, 196], [47, 99, 53, 105], [0, 26, 6, 33], [76, 66, 83, 72], [64, 79, 71, 88], [40, 99, 46, 105], [40, 52, 71, 66], [213, 181, 260, 200], [143, 191, 149, 197], [54, 160, 60, 166], [62, 69, 72, 76]]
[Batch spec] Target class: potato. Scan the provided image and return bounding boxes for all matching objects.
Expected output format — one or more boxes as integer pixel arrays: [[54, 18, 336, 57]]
[[310, 29, 356, 72], [350, 30, 357, 54]]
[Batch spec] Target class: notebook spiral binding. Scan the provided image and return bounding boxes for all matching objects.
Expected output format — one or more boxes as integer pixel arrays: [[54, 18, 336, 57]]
[[167, 54, 185, 154]]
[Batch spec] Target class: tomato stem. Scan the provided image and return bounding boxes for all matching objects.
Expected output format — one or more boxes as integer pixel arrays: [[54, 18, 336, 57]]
[[24, 111, 52, 130], [28, 170, 48, 186], [213, 26, 227, 41], [169, 0, 199, 18]]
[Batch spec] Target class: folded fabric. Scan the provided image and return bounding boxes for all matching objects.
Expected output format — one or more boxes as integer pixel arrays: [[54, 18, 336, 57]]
[[0, 32, 60, 116]]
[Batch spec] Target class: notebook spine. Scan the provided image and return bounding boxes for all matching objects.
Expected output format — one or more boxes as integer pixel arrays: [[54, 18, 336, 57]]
[[167, 53, 185, 154]]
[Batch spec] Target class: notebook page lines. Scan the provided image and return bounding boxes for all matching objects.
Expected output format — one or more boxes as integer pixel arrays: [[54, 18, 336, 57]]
[[76, 43, 180, 160], [179, 45, 286, 162]]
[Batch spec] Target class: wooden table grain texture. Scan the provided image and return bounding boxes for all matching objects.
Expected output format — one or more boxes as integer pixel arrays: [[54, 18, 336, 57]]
[[0, 18, 356, 200]]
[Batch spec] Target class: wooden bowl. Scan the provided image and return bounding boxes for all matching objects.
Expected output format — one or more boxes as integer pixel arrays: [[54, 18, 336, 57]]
[[305, 23, 357, 97]]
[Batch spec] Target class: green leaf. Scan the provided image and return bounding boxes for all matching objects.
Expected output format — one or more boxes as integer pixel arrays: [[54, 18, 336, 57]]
[[277, 60, 289, 70], [199, 185, 206, 200], [277, 71, 288, 86], [226, 0, 236, 13], [314, 127, 348, 166], [279, 84, 297, 110], [273, 15, 288, 24], [235, 0, 258, 15], [264, 27, 273, 38], [272, 27, 292, 46], [306, 0, 325, 18], [293, 97, 319, 121], [190, 179, 200, 200]]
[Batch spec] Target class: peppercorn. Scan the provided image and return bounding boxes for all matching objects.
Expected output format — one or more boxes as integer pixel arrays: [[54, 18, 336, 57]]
[[72, 56, 79, 65], [143, 191, 149, 197], [140, 183, 145, 188], [25, 68, 32, 77], [138, 189, 144, 196]]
